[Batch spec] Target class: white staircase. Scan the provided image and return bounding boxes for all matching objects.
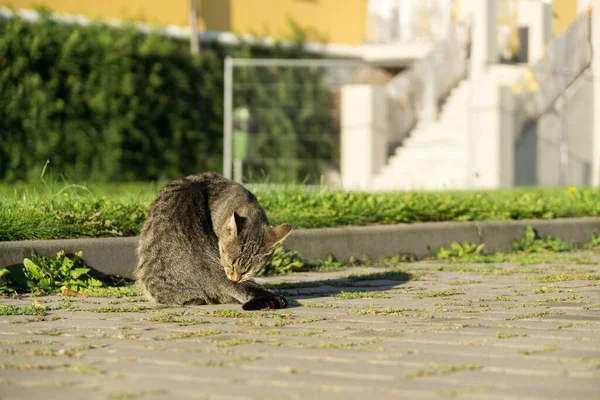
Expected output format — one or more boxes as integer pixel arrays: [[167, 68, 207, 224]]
[[371, 79, 470, 191]]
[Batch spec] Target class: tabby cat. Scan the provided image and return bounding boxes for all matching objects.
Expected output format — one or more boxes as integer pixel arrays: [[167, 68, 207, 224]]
[[135, 172, 292, 310]]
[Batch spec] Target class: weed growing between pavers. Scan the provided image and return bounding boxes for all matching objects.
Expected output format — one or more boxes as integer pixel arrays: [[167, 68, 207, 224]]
[[152, 330, 224, 341], [188, 355, 263, 367], [406, 363, 483, 379], [556, 322, 593, 330], [519, 345, 560, 355], [245, 329, 325, 337], [495, 332, 528, 339], [0, 362, 104, 374], [565, 356, 600, 369], [333, 291, 391, 299], [347, 307, 416, 316], [418, 289, 464, 298], [235, 316, 327, 327], [531, 272, 600, 283], [506, 311, 565, 320], [0, 304, 46, 315], [297, 301, 342, 308], [148, 314, 212, 326]]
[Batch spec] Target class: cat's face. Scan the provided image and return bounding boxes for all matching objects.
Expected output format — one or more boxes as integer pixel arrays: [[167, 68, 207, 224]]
[[219, 212, 292, 282]]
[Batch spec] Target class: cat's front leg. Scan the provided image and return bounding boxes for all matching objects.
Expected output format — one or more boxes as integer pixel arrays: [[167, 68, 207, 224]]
[[225, 280, 287, 310]]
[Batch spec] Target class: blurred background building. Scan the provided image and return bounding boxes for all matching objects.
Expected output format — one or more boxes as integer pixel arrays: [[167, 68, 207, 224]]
[[1, 0, 598, 190]]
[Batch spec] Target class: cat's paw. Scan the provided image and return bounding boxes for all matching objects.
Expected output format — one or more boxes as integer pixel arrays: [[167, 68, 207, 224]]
[[242, 295, 287, 310]]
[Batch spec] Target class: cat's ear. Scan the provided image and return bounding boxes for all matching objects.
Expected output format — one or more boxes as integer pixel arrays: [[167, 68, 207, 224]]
[[227, 212, 245, 236], [268, 223, 293, 247]]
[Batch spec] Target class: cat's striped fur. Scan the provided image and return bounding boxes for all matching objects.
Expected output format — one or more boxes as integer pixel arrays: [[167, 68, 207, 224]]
[[135, 172, 292, 310]]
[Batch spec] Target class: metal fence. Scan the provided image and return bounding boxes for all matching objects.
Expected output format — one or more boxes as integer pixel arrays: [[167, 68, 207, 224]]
[[223, 58, 366, 185]]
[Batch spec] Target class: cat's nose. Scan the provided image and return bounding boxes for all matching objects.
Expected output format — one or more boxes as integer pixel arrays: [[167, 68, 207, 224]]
[[228, 271, 241, 282]]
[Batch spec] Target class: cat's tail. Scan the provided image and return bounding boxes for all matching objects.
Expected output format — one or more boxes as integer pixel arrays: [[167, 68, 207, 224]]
[[242, 294, 287, 311]]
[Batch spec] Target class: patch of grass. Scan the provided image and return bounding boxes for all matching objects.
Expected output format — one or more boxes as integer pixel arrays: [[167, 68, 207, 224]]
[[298, 302, 341, 309], [495, 332, 527, 339], [290, 338, 383, 350], [537, 294, 585, 303], [348, 307, 415, 316], [530, 286, 564, 294], [209, 338, 258, 347], [450, 280, 483, 285], [5, 185, 600, 242], [506, 311, 564, 320], [189, 355, 263, 367], [519, 345, 560, 355], [236, 315, 326, 327], [0, 362, 103, 374], [566, 356, 600, 369], [81, 286, 142, 298], [532, 272, 600, 283], [333, 291, 391, 299], [148, 314, 211, 326], [192, 309, 291, 319], [0, 304, 47, 315], [418, 289, 464, 299], [406, 363, 483, 379], [495, 295, 514, 302], [85, 306, 151, 313], [556, 322, 593, 330], [246, 329, 324, 337], [152, 330, 223, 341]]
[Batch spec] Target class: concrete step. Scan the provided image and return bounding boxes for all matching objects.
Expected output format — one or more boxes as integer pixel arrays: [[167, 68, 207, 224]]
[[394, 147, 466, 162]]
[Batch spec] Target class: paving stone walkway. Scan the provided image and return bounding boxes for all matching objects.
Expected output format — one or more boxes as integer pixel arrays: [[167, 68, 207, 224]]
[[1, 257, 599, 400]]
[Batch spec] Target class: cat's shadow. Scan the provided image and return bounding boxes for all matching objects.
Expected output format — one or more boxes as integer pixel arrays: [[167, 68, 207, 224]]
[[259, 268, 414, 309]]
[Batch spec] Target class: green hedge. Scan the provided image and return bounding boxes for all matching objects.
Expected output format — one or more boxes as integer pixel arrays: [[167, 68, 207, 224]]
[[0, 10, 333, 183]]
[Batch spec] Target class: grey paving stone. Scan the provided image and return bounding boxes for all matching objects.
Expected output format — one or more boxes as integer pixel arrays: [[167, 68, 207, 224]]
[[1, 257, 599, 399]]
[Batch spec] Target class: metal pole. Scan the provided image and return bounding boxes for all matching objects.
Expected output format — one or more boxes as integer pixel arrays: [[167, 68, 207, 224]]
[[189, 0, 200, 55], [558, 67, 569, 186], [223, 56, 233, 179]]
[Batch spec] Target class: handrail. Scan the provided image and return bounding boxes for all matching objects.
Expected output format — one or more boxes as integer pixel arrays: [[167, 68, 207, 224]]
[[385, 21, 470, 139], [511, 10, 592, 122]]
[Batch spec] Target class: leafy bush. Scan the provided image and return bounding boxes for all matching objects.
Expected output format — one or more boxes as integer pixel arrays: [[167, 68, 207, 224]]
[[0, 250, 104, 294], [0, 10, 333, 183]]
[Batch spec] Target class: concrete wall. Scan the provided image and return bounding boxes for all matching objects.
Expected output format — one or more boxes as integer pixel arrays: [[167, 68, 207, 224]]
[[340, 85, 388, 190], [514, 70, 595, 186]]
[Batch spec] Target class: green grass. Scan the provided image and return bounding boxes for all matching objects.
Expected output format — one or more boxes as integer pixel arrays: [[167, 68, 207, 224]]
[[0, 304, 47, 316], [406, 363, 483, 379], [1, 182, 599, 241]]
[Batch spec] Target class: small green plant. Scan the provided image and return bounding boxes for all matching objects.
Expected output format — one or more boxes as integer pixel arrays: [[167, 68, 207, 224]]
[[259, 246, 306, 276], [0, 251, 104, 294], [585, 232, 600, 250], [316, 253, 343, 270], [435, 241, 486, 261], [511, 226, 573, 253]]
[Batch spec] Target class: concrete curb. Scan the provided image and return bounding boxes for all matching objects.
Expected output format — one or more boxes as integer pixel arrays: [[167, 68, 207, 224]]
[[1, 217, 598, 279]]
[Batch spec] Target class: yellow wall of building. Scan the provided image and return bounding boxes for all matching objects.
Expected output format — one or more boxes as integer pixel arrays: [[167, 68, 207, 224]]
[[3, 0, 189, 26], [201, 0, 367, 45], [2, 0, 368, 45], [552, 0, 578, 35]]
